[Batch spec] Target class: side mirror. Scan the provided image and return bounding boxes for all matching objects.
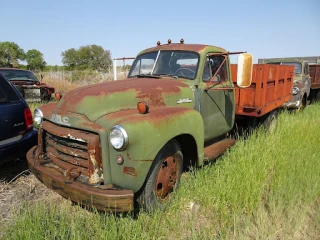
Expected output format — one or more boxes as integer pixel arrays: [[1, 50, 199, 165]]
[[237, 53, 253, 88]]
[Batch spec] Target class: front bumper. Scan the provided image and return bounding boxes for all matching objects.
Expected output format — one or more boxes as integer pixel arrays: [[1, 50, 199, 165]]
[[27, 146, 134, 212], [282, 99, 301, 109], [281, 93, 301, 109]]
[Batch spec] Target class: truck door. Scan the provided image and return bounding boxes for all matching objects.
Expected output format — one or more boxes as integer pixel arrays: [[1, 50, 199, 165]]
[[198, 54, 235, 141]]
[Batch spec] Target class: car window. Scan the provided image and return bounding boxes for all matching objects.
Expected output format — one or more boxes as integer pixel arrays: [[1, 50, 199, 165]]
[[267, 62, 302, 74], [0, 75, 20, 103], [0, 69, 39, 81], [203, 55, 228, 82]]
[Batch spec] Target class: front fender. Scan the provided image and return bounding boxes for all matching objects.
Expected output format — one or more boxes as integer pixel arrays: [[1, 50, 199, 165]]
[[96, 106, 204, 193], [39, 102, 58, 120]]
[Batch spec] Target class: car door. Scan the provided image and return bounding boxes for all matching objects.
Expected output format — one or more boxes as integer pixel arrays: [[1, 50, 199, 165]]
[[0, 74, 26, 144], [198, 54, 235, 142]]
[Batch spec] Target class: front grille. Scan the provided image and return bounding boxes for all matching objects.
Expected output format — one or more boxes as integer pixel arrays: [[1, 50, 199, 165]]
[[41, 121, 102, 184], [45, 132, 90, 176]]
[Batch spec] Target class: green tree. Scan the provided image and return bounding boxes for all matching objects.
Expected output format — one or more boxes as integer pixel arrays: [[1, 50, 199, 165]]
[[61, 48, 79, 69], [61, 45, 112, 71], [0, 41, 25, 68], [26, 49, 47, 70]]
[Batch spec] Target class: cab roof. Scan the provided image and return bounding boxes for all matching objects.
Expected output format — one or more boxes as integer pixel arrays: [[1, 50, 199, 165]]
[[139, 42, 227, 55]]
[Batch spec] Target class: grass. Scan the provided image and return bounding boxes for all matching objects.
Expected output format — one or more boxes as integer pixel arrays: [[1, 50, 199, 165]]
[[35, 71, 126, 95], [3, 102, 320, 239]]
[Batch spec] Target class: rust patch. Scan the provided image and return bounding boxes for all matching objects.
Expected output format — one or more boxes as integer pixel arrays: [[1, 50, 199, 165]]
[[27, 146, 134, 212], [123, 166, 137, 177], [58, 78, 188, 110], [41, 121, 102, 185], [40, 102, 59, 119]]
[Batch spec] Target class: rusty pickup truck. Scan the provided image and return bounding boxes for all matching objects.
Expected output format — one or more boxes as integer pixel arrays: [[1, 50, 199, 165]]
[[26, 40, 294, 212]]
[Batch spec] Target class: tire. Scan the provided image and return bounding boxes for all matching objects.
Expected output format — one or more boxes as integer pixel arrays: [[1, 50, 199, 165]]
[[315, 90, 320, 102], [261, 110, 278, 133], [296, 95, 307, 112], [137, 139, 183, 212], [41, 91, 51, 103]]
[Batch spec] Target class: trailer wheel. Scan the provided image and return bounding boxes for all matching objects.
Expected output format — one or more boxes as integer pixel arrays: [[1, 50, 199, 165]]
[[137, 140, 183, 212], [262, 110, 278, 133]]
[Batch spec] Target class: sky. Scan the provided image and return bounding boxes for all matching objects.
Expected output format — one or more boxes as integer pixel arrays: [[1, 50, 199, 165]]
[[1, 0, 319, 66]]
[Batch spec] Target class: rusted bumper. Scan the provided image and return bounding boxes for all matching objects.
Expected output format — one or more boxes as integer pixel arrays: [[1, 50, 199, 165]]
[[282, 94, 301, 109], [27, 146, 134, 212]]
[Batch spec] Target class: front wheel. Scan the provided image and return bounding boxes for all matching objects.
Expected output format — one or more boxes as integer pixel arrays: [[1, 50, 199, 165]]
[[137, 139, 183, 212], [296, 95, 307, 112]]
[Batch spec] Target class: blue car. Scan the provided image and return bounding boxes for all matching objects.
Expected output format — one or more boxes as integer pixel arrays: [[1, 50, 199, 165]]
[[0, 72, 38, 163]]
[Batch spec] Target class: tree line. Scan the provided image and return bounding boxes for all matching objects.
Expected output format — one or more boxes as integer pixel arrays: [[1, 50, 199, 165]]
[[0, 41, 112, 72]]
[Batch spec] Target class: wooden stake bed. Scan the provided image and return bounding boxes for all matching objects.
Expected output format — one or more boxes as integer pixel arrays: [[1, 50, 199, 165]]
[[232, 64, 294, 117]]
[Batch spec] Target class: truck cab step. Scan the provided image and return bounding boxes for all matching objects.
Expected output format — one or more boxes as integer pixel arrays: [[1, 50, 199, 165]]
[[204, 138, 236, 162]]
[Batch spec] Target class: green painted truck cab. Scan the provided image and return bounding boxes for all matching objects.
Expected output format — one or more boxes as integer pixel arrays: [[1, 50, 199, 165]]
[[265, 59, 311, 110], [27, 41, 244, 212]]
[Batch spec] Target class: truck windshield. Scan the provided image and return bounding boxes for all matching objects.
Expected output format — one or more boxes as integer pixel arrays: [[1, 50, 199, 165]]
[[128, 50, 199, 80], [267, 62, 302, 74], [0, 69, 39, 82]]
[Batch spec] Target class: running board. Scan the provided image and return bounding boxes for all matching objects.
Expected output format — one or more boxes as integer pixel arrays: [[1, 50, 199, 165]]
[[204, 138, 237, 162]]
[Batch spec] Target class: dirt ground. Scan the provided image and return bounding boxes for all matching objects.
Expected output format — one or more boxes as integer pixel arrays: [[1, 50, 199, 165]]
[[0, 159, 64, 227]]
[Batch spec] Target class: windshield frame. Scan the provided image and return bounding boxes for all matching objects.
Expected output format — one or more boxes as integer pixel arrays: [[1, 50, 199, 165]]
[[0, 69, 40, 82], [128, 50, 200, 80]]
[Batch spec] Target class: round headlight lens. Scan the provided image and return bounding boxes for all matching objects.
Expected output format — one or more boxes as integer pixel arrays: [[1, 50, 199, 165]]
[[34, 108, 43, 124], [292, 87, 299, 95], [110, 125, 128, 150]]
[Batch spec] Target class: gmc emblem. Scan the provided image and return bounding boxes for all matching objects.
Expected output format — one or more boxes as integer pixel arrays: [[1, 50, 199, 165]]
[[51, 114, 71, 126]]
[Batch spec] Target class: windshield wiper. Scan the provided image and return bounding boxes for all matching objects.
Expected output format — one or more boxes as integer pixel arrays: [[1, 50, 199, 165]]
[[131, 74, 160, 79], [153, 74, 179, 79]]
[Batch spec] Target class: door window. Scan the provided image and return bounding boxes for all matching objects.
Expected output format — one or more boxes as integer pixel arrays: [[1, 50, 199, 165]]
[[202, 55, 228, 82]]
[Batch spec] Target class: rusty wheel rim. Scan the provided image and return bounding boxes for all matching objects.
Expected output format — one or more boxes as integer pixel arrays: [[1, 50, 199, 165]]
[[154, 154, 179, 202]]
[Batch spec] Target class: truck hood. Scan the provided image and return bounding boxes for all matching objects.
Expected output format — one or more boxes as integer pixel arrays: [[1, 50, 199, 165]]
[[56, 78, 194, 122]]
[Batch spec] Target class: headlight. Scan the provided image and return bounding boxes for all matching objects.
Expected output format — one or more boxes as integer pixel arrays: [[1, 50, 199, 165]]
[[34, 108, 43, 124], [109, 125, 129, 150], [292, 87, 299, 95]]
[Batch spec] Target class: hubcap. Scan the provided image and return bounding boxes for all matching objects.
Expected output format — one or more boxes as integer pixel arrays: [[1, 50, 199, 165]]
[[154, 154, 179, 202]]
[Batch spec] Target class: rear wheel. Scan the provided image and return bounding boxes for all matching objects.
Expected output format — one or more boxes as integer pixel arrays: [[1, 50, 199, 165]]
[[137, 139, 183, 212], [315, 90, 320, 102], [261, 110, 278, 133]]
